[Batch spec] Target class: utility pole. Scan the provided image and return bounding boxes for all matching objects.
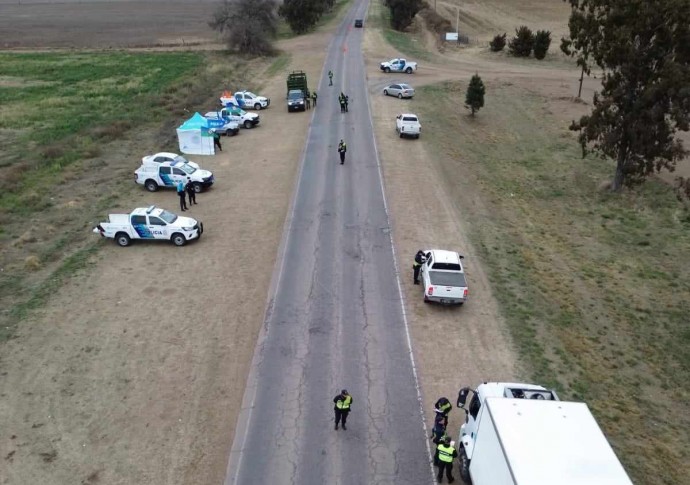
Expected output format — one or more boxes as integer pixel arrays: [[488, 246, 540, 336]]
[[456, 6, 460, 34]]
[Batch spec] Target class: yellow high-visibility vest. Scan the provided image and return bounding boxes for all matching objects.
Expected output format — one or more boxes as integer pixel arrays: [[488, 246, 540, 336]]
[[437, 444, 455, 463], [336, 395, 352, 410]]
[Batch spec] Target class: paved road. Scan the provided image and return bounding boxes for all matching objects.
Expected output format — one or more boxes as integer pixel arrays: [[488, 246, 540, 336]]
[[225, 2, 433, 484]]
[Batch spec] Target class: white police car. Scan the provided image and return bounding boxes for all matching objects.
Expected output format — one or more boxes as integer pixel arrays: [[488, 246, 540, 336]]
[[134, 160, 214, 193], [93, 205, 203, 247]]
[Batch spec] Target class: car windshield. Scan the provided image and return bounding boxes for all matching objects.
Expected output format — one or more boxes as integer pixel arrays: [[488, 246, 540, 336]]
[[429, 271, 467, 287], [288, 91, 303, 99], [403, 116, 418, 122], [159, 210, 178, 224], [176, 163, 196, 175], [173, 155, 189, 164]]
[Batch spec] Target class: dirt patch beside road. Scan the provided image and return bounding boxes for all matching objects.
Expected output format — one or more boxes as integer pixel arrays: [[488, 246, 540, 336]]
[[0, 44, 331, 485]]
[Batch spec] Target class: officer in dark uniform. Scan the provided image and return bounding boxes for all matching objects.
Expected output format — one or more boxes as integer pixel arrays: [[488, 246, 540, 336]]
[[344, 94, 349, 112], [413, 250, 426, 284], [435, 396, 452, 427], [312, 90, 317, 107], [185, 177, 197, 206], [338, 139, 347, 165], [333, 389, 352, 430]]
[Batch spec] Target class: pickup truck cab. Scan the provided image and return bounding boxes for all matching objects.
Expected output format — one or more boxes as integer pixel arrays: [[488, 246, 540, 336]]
[[420, 249, 468, 305], [287, 89, 306, 112], [135, 160, 214, 193], [234, 90, 270, 110], [380, 58, 418, 74], [93, 205, 203, 247], [203, 115, 239, 136], [142, 152, 200, 169], [205, 107, 259, 129], [396, 113, 421, 139]]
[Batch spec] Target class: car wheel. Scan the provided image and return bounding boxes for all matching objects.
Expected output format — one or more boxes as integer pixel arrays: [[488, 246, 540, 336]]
[[115, 232, 131, 247], [460, 449, 471, 483], [384, 67, 391, 73], [406, 67, 413, 74], [244, 120, 252, 129], [255, 103, 262, 110], [399, 132, 404, 138], [423, 294, 430, 303], [144, 180, 158, 192], [171, 233, 186, 246], [398, 93, 403, 99], [415, 134, 420, 139], [383, 89, 388, 96], [192, 182, 202, 193]]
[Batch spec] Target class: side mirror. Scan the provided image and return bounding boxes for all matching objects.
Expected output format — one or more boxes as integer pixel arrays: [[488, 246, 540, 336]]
[[457, 387, 470, 409]]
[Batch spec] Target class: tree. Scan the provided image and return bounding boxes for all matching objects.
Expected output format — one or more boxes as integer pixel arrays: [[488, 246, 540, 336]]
[[490, 33, 507, 52], [465, 74, 485, 116], [533, 30, 551, 60], [209, 0, 278, 55], [561, 0, 690, 192], [508, 26, 534, 57], [279, 0, 325, 34], [386, 0, 424, 31]]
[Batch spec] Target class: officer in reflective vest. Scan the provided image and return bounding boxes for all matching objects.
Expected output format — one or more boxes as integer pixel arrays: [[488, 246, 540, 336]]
[[435, 436, 458, 483], [333, 389, 352, 430], [435, 396, 452, 427]]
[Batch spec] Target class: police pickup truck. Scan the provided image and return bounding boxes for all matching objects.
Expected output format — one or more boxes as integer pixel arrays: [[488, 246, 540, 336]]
[[205, 107, 259, 129], [380, 58, 418, 74], [134, 160, 214, 193], [93, 205, 203, 247]]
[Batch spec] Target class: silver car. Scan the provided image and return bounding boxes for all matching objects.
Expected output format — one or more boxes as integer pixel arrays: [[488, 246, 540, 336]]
[[383, 83, 415, 99]]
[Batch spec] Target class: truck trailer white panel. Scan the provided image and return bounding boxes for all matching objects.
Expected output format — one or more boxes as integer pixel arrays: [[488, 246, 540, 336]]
[[470, 405, 515, 485], [483, 398, 633, 485]]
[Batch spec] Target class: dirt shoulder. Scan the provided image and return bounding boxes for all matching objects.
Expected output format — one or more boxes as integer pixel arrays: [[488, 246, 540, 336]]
[[0, 37, 332, 485]]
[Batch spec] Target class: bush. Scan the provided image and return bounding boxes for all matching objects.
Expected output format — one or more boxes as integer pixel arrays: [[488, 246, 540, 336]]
[[508, 26, 534, 57], [210, 0, 278, 55], [465, 73, 485, 116], [490, 33, 507, 52], [533, 30, 552, 60]]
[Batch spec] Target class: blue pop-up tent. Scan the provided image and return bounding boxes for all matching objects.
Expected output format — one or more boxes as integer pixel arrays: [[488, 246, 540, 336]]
[[176, 112, 215, 155]]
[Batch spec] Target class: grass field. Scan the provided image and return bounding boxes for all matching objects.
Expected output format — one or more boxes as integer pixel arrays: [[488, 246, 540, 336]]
[[0, 51, 255, 341], [410, 80, 690, 484], [368, 0, 434, 61]]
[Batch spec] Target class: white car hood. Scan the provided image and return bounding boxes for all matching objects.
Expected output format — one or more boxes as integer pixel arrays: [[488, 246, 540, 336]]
[[173, 216, 199, 228], [196, 170, 213, 179], [244, 112, 259, 120]]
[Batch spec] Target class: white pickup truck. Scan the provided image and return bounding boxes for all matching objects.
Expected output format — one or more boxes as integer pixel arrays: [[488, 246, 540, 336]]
[[93, 205, 203, 247], [380, 58, 418, 74], [232, 90, 270, 110], [396, 113, 421, 139], [135, 160, 214, 193], [205, 107, 259, 129], [420, 249, 468, 304]]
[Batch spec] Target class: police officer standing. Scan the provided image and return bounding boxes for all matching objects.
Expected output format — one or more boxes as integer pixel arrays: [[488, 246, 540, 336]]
[[177, 180, 187, 212], [333, 389, 352, 430], [344, 94, 349, 112], [185, 177, 197, 206], [312, 90, 318, 107], [413, 250, 426, 284], [338, 139, 347, 165], [339, 92, 345, 113], [328, 70, 334, 86], [435, 396, 452, 427], [435, 436, 458, 483]]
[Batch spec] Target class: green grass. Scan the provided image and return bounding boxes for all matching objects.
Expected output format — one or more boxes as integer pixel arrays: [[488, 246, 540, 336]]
[[264, 53, 292, 78], [369, 0, 433, 61], [412, 80, 690, 485], [0, 52, 204, 214]]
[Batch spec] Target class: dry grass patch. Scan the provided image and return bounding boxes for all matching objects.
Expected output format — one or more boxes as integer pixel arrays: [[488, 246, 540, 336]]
[[413, 80, 690, 485]]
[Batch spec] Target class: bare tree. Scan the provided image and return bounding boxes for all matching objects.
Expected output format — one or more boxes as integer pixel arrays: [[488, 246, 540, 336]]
[[210, 0, 278, 56]]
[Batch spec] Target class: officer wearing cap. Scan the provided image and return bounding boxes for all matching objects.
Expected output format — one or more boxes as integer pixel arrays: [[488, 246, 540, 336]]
[[333, 389, 352, 430]]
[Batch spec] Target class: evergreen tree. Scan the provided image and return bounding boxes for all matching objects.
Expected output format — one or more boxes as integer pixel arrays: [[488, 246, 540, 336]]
[[561, 0, 690, 191], [279, 0, 325, 34], [533, 30, 551, 60], [508, 26, 534, 57], [465, 74, 486, 116], [490, 33, 507, 52], [387, 0, 424, 31]]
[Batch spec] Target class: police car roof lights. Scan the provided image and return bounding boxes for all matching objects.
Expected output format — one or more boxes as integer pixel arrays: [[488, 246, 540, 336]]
[[146, 205, 157, 214]]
